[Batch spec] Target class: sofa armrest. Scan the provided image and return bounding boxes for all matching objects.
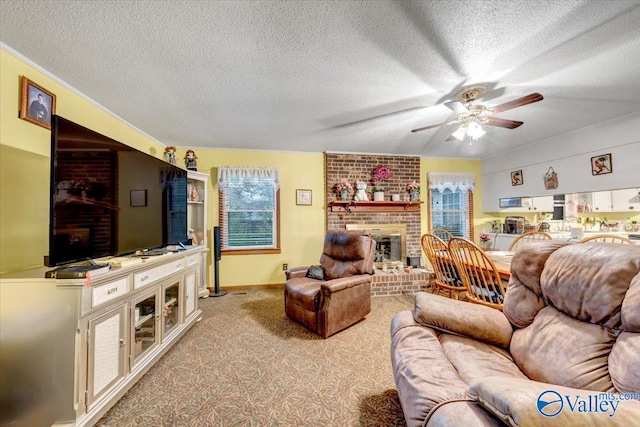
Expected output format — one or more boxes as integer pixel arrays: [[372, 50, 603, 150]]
[[285, 266, 310, 280], [468, 377, 640, 426], [413, 292, 512, 348], [321, 275, 372, 293]]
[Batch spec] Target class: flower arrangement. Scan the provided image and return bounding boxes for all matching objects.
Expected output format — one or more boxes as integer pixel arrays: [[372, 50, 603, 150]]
[[479, 233, 491, 242], [406, 181, 420, 192], [371, 165, 393, 192], [334, 180, 351, 194]]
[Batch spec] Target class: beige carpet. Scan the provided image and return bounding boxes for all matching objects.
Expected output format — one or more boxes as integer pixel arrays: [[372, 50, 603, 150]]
[[96, 289, 413, 426]]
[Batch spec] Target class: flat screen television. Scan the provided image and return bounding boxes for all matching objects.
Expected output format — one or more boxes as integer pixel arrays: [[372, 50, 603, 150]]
[[46, 115, 188, 267]]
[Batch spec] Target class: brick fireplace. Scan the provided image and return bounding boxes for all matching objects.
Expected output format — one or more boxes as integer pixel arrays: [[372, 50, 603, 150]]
[[325, 153, 422, 260]]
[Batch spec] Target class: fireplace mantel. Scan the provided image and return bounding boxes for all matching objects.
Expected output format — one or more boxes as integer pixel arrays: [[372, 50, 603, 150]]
[[329, 200, 423, 212]]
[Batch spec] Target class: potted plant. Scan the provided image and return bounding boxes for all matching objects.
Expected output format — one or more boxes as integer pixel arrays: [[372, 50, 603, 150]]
[[479, 233, 492, 250], [334, 180, 351, 201], [406, 180, 420, 201], [371, 165, 392, 201]]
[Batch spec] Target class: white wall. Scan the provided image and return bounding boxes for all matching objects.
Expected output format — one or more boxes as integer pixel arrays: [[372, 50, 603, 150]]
[[482, 113, 640, 212]]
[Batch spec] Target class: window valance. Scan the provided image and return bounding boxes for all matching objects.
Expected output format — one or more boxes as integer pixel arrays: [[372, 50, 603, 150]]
[[428, 173, 475, 192], [217, 167, 280, 190]]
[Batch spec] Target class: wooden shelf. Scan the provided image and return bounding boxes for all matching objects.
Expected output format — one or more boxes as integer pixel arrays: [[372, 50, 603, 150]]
[[329, 200, 423, 212]]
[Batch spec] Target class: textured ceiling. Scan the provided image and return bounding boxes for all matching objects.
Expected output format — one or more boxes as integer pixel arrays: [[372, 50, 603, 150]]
[[2, 0, 640, 159]]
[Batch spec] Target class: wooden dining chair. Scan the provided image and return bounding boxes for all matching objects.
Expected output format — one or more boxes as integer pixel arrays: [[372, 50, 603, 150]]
[[578, 234, 634, 244], [421, 233, 466, 300], [430, 228, 454, 242], [448, 237, 506, 310], [508, 231, 553, 251]]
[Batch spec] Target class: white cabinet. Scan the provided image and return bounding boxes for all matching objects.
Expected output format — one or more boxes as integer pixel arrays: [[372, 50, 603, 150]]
[[592, 191, 612, 212], [187, 170, 210, 298], [0, 247, 204, 427], [611, 188, 640, 212], [530, 196, 553, 212], [86, 304, 128, 409]]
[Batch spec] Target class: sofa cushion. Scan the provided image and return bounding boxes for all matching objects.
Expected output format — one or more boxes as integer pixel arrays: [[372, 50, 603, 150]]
[[510, 305, 616, 391], [440, 335, 528, 386], [413, 292, 513, 348], [540, 243, 640, 330], [468, 376, 640, 427], [390, 310, 469, 427], [609, 332, 640, 393], [425, 401, 503, 427]]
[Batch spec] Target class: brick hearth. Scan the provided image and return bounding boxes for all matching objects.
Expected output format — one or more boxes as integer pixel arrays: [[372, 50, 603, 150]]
[[371, 269, 434, 296]]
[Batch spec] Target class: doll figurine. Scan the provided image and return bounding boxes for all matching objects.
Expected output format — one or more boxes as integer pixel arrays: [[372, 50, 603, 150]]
[[164, 146, 177, 165], [184, 149, 198, 171]]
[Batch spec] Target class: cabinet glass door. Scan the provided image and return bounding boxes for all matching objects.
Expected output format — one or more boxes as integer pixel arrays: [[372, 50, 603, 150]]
[[132, 290, 159, 364], [163, 281, 182, 336]]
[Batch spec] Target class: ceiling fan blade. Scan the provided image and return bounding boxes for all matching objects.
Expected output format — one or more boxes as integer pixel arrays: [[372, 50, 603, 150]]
[[444, 100, 469, 114], [445, 134, 458, 142], [485, 117, 524, 129], [491, 93, 543, 114], [411, 121, 449, 133]]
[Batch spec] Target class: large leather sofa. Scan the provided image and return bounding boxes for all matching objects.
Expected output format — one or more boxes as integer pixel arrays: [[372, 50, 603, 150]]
[[391, 241, 640, 426], [285, 230, 376, 338]]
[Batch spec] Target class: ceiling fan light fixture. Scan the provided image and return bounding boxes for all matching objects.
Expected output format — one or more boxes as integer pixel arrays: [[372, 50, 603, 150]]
[[466, 120, 486, 140], [452, 125, 467, 140]]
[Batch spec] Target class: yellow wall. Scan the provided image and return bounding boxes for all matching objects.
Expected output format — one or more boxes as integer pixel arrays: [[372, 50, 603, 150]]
[[0, 48, 166, 272], [420, 158, 489, 242], [187, 149, 326, 287]]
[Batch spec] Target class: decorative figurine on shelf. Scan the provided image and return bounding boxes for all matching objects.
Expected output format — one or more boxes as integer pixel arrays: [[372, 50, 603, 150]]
[[190, 186, 200, 202], [184, 149, 198, 171], [164, 146, 177, 165], [354, 180, 369, 201]]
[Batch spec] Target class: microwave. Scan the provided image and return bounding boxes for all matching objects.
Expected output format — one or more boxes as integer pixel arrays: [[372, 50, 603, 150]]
[[499, 197, 524, 208]]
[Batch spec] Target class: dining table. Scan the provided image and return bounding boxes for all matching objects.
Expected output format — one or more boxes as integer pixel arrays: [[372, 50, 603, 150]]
[[434, 249, 514, 281], [484, 250, 515, 281]]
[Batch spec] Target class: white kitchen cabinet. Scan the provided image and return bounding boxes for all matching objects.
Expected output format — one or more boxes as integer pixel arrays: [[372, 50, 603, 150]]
[[592, 191, 612, 212], [611, 188, 640, 212], [530, 196, 553, 212]]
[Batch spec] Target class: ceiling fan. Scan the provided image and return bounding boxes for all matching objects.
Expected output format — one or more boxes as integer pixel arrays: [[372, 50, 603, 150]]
[[411, 87, 543, 141]]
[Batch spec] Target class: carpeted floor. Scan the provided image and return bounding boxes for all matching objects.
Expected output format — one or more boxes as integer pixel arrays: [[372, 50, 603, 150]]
[[95, 289, 413, 426]]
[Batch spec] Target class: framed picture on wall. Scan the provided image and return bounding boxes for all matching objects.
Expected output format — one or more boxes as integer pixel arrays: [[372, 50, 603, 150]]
[[20, 76, 57, 130], [591, 153, 612, 176], [296, 189, 312, 206], [130, 190, 147, 207], [511, 170, 523, 186]]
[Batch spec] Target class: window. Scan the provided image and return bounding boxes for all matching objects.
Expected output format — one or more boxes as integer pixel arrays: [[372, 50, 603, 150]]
[[428, 173, 475, 239], [218, 167, 280, 254]]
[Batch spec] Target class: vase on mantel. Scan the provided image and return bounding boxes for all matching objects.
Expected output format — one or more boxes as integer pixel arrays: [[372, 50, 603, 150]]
[[410, 189, 420, 201], [340, 190, 349, 201], [373, 191, 385, 201]]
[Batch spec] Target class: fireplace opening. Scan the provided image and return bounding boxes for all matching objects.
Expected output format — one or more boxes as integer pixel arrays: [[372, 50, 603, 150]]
[[346, 224, 406, 267]]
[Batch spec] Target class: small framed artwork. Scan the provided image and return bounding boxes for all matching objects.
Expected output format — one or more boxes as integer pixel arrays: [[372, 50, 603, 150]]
[[130, 190, 147, 207], [591, 153, 612, 176], [20, 76, 57, 130], [296, 189, 312, 206], [511, 170, 523, 186]]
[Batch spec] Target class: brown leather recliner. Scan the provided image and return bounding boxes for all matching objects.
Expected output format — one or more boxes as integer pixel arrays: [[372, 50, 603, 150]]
[[284, 230, 376, 338]]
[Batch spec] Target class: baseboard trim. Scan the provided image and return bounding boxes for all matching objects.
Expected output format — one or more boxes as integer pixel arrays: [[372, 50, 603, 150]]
[[211, 283, 285, 292]]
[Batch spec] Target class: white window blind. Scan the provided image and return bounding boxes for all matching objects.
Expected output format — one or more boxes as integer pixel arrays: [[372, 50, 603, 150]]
[[217, 167, 280, 250], [428, 173, 475, 238]]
